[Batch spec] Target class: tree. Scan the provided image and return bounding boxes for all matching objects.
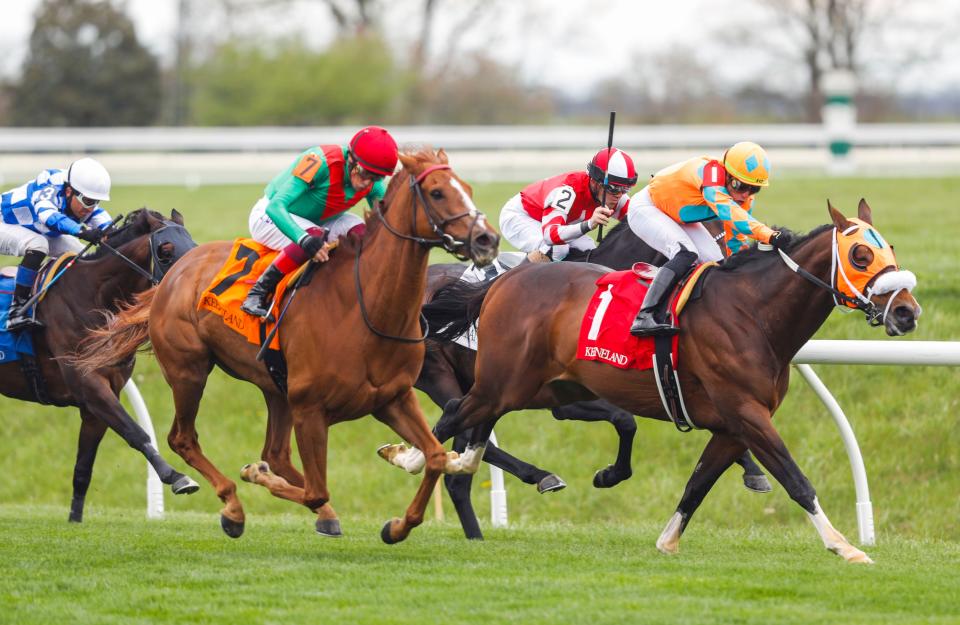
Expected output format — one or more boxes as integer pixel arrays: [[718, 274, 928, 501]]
[[11, 0, 161, 126]]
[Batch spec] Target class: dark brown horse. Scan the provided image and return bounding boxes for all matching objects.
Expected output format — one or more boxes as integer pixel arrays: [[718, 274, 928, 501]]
[[417, 220, 769, 540], [385, 200, 920, 562], [1, 208, 199, 521], [76, 148, 499, 543]]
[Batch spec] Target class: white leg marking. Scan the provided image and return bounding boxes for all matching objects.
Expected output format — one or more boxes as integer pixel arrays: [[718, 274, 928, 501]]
[[807, 497, 873, 563], [656, 512, 683, 554]]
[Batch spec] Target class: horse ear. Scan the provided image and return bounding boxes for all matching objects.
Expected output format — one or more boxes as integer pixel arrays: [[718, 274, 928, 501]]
[[437, 148, 449, 164], [828, 199, 851, 229], [857, 198, 873, 225], [170, 208, 185, 226], [398, 153, 417, 173]]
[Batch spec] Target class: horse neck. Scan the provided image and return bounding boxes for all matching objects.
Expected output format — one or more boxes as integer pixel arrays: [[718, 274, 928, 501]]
[[713, 232, 836, 365], [73, 239, 152, 310], [585, 226, 661, 270], [354, 184, 430, 334]]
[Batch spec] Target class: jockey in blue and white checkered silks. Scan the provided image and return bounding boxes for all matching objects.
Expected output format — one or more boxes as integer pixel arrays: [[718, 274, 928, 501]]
[[0, 157, 113, 332]]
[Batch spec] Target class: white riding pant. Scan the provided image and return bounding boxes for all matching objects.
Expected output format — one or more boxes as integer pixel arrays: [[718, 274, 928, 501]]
[[626, 186, 723, 262], [0, 223, 85, 257], [248, 197, 364, 250], [498, 193, 595, 261]]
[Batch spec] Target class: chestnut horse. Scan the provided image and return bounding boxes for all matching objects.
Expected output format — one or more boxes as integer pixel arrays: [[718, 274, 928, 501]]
[[385, 200, 920, 562], [2, 208, 199, 521], [418, 220, 769, 540], [76, 148, 499, 543]]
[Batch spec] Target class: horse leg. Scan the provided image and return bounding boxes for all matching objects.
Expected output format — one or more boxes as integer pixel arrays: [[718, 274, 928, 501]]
[[162, 359, 244, 538], [735, 451, 772, 493], [445, 430, 484, 539], [655, 432, 746, 554], [373, 388, 452, 544], [253, 390, 339, 534], [68, 409, 108, 523], [67, 375, 199, 496], [552, 399, 636, 488], [739, 408, 872, 563], [476, 434, 564, 493]]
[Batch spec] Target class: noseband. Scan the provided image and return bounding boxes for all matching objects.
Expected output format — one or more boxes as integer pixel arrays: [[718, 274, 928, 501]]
[[99, 220, 197, 285]]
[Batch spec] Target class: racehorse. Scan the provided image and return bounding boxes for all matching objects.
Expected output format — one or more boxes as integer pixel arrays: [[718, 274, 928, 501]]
[[387, 200, 920, 562], [1, 208, 199, 522], [418, 220, 770, 540], [75, 148, 500, 543]]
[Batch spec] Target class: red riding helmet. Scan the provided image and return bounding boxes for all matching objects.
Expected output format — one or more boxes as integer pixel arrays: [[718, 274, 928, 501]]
[[587, 148, 638, 189], [349, 126, 399, 176]]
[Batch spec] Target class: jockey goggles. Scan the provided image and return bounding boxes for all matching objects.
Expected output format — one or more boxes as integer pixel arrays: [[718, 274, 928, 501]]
[[355, 163, 385, 182], [727, 177, 762, 196], [602, 182, 631, 196], [72, 188, 100, 209]]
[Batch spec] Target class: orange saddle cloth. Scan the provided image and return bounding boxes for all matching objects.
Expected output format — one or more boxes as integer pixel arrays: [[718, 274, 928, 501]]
[[198, 239, 301, 350]]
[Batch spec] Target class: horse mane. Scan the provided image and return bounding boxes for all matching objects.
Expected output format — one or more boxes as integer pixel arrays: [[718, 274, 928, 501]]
[[716, 224, 833, 272], [82, 207, 165, 260], [334, 146, 445, 257]]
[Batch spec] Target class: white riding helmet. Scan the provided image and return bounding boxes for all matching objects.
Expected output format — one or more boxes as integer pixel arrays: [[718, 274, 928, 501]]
[[67, 157, 111, 201]]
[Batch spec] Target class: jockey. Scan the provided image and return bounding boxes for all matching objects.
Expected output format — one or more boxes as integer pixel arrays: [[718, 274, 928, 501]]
[[241, 126, 398, 317], [499, 148, 638, 262], [627, 141, 784, 336], [1, 157, 113, 331]]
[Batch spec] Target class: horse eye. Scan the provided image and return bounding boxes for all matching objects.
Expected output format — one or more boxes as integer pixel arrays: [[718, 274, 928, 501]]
[[849, 244, 871, 270], [430, 189, 444, 200]]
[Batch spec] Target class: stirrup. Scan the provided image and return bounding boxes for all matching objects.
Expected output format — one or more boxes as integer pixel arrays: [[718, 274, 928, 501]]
[[240, 292, 272, 318]]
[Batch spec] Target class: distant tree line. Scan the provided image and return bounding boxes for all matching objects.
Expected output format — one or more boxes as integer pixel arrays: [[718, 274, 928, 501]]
[[1, 0, 955, 127]]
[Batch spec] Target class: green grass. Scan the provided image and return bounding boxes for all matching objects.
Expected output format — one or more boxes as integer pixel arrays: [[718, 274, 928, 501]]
[[2, 506, 959, 625], [0, 176, 958, 623]]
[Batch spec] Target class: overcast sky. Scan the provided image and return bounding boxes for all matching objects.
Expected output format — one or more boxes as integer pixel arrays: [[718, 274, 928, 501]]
[[2, 0, 959, 97]]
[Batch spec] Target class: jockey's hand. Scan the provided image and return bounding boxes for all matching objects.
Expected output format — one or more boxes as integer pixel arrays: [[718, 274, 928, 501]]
[[298, 233, 326, 258], [768, 231, 786, 250], [312, 242, 334, 263], [77, 226, 103, 244], [588, 205, 614, 229]]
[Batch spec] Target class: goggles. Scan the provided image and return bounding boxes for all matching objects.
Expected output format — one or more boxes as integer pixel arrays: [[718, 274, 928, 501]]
[[602, 183, 631, 196], [355, 163, 384, 182], [728, 177, 761, 196], [73, 188, 100, 209]]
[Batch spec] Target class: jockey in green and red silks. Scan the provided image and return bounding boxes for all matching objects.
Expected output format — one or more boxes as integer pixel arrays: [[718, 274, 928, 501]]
[[241, 126, 399, 318]]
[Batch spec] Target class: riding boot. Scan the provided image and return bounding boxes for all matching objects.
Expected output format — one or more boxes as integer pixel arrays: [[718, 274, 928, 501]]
[[5, 250, 46, 332], [629, 249, 698, 337], [240, 263, 286, 318]]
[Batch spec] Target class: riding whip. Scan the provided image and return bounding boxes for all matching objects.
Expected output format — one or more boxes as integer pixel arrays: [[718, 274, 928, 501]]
[[597, 111, 616, 244]]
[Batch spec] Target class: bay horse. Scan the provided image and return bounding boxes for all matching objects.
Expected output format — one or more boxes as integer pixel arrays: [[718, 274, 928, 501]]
[[76, 148, 499, 543], [419, 220, 770, 540], [386, 200, 920, 562], [1, 208, 199, 522]]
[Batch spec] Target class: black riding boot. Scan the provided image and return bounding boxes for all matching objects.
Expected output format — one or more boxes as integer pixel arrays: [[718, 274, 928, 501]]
[[629, 249, 698, 337], [240, 264, 286, 318], [5, 249, 46, 332]]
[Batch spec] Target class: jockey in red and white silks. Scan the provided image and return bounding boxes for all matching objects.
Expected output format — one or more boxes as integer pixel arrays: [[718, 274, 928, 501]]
[[499, 148, 638, 261]]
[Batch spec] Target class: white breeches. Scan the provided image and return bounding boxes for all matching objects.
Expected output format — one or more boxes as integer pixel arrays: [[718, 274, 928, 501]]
[[248, 196, 364, 250], [626, 186, 723, 262], [498, 193, 595, 261], [0, 223, 85, 257]]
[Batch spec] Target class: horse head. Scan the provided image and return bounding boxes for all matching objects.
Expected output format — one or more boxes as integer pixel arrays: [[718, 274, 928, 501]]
[[393, 148, 499, 266], [98, 208, 197, 282], [827, 199, 921, 336]]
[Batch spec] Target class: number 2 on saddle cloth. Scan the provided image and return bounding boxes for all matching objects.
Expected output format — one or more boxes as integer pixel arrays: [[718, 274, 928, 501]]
[[576, 262, 715, 431], [199, 239, 300, 351]]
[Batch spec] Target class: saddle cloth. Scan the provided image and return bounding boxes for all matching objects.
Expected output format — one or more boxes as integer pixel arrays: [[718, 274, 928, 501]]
[[576, 261, 715, 371], [198, 239, 302, 350]]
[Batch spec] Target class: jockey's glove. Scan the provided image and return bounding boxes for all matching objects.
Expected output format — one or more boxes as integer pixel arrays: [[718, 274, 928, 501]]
[[768, 231, 786, 250], [77, 226, 104, 244], [298, 233, 326, 257]]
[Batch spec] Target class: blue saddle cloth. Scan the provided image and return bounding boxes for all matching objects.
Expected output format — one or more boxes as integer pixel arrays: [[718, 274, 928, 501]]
[[0, 275, 36, 363]]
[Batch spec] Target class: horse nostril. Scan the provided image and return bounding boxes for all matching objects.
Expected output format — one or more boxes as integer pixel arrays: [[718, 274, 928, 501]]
[[473, 233, 498, 250], [894, 305, 915, 323]]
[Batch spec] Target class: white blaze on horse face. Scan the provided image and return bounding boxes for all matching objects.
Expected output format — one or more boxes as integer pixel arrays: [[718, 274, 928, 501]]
[[806, 497, 873, 564], [449, 178, 484, 223]]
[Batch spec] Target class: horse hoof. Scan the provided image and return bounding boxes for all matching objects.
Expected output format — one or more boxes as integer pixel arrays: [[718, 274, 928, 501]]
[[240, 461, 270, 483], [742, 474, 772, 493], [220, 514, 245, 538], [381, 520, 400, 545], [68, 513, 82, 523], [537, 474, 567, 494], [593, 465, 631, 488], [315, 518, 343, 537], [171, 475, 200, 495]]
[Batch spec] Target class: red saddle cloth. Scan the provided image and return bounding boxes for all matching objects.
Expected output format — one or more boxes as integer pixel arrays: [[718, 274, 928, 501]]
[[576, 265, 679, 371]]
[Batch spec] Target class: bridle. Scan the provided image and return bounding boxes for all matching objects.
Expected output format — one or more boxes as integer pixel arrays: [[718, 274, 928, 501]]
[[356, 163, 487, 343], [95, 216, 197, 285], [774, 226, 916, 327]]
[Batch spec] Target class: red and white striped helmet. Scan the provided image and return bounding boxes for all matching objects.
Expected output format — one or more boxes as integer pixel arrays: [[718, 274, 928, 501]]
[[587, 148, 638, 189]]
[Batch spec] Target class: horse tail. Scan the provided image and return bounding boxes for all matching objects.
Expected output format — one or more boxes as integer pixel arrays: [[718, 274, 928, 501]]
[[422, 276, 499, 342], [73, 286, 158, 374]]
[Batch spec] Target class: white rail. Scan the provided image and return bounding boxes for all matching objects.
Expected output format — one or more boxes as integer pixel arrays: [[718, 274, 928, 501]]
[[122, 379, 164, 520], [489, 340, 960, 546]]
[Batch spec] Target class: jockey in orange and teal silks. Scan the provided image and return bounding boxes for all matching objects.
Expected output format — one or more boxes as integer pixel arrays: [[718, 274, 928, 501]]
[[241, 126, 398, 318], [627, 142, 786, 336]]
